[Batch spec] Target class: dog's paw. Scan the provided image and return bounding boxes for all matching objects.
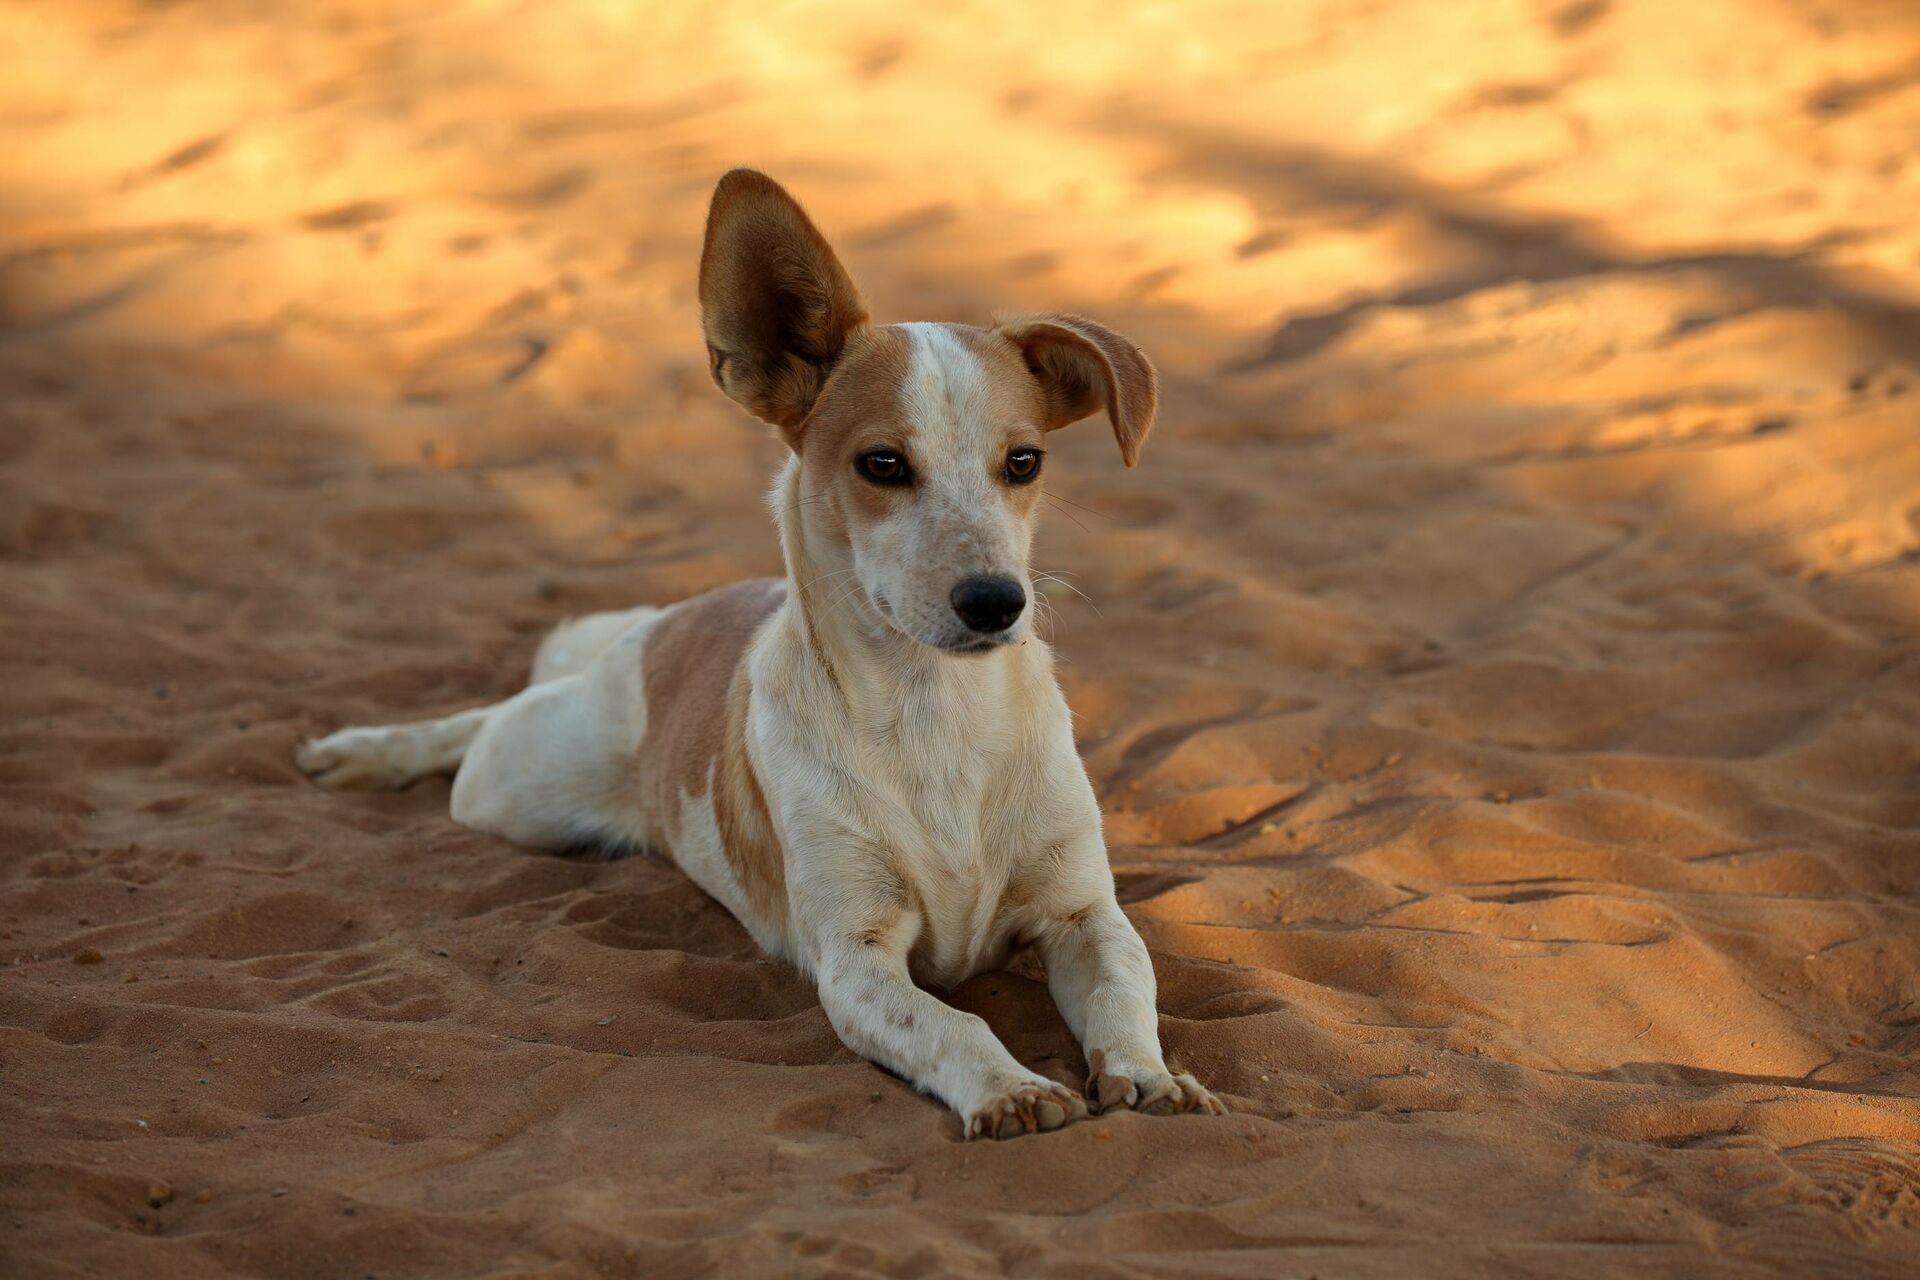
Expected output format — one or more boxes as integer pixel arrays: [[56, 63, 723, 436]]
[[1086, 1052, 1227, 1117], [962, 1077, 1089, 1140], [296, 728, 414, 791]]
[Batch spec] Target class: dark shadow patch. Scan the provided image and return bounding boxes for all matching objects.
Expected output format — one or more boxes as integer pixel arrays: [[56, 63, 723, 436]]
[[849, 203, 956, 251], [300, 201, 396, 232], [1805, 60, 1920, 117], [491, 167, 593, 209], [850, 36, 910, 82], [1113, 870, 1202, 906], [1104, 120, 1920, 372], [1467, 80, 1564, 109], [1548, 0, 1612, 38], [128, 132, 229, 187]]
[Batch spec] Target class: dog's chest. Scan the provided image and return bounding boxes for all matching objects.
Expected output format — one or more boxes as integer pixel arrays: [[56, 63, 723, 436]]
[[865, 697, 1035, 988], [899, 796, 1020, 990]]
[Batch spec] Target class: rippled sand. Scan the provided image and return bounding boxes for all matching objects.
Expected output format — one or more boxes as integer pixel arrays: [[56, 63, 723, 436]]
[[3, 2, 1917, 1275]]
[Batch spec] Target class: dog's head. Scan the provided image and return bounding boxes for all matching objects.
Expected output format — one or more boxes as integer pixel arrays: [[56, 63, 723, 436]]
[[698, 169, 1156, 653]]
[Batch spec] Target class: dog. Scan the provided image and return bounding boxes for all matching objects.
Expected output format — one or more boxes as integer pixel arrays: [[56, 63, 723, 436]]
[[298, 169, 1224, 1138]]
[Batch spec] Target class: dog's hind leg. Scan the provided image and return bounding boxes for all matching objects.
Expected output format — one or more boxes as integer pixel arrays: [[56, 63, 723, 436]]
[[447, 608, 658, 852], [298, 605, 666, 796], [296, 705, 493, 792], [529, 606, 663, 683]]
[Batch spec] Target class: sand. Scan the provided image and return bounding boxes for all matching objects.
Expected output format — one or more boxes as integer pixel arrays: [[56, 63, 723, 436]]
[[3, 1, 1918, 1275]]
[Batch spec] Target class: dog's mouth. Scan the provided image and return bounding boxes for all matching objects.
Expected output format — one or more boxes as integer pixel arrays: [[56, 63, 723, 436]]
[[904, 625, 1016, 655], [869, 591, 1019, 654], [937, 635, 1005, 655]]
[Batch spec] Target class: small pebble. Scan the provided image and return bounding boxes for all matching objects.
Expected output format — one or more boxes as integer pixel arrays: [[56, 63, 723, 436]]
[[73, 948, 104, 965], [146, 1180, 174, 1208]]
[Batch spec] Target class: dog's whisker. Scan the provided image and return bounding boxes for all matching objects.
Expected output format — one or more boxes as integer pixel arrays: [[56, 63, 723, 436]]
[[1033, 569, 1091, 591], [1043, 496, 1090, 534], [824, 576, 871, 616], [1033, 573, 1101, 618], [1043, 490, 1114, 521], [1029, 595, 1060, 642], [799, 567, 858, 593]]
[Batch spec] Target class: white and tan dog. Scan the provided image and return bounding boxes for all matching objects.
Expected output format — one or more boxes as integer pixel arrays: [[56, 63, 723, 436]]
[[298, 170, 1223, 1138]]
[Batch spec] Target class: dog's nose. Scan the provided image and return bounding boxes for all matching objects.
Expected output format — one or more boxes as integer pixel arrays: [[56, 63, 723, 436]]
[[950, 575, 1026, 634]]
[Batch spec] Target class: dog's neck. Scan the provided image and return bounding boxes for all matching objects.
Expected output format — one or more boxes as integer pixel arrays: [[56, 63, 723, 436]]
[[770, 458, 1042, 724]]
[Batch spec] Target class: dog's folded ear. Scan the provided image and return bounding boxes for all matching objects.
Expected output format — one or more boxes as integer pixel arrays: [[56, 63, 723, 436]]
[[994, 314, 1158, 467], [699, 169, 868, 432]]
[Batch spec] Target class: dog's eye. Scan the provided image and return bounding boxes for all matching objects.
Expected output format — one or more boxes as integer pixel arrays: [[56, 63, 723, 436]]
[[856, 451, 910, 485], [1004, 448, 1043, 484]]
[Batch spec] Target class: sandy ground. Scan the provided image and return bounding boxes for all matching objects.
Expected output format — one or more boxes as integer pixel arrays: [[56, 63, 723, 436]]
[[3, 1, 1919, 1276]]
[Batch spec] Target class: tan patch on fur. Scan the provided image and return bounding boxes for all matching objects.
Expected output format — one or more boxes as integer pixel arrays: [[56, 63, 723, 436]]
[[1085, 1047, 1129, 1111], [797, 325, 916, 528], [638, 578, 788, 928], [1092, 1073, 1133, 1112]]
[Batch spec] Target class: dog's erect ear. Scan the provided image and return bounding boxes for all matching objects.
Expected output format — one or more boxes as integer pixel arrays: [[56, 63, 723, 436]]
[[699, 169, 868, 432], [993, 314, 1158, 467]]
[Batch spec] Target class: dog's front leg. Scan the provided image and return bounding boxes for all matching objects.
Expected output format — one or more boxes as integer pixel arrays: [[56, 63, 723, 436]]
[[805, 895, 1087, 1139], [1038, 895, 1227, 1117]]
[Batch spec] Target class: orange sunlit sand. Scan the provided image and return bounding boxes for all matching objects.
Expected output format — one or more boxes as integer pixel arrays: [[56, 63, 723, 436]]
[[2, 2, 1917, 1275]]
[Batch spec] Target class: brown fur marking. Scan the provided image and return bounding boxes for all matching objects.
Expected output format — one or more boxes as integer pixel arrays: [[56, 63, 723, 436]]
[[992, 314, 1159, 467], [638, 578, 788, 928], [796, 325, 916, 531]]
